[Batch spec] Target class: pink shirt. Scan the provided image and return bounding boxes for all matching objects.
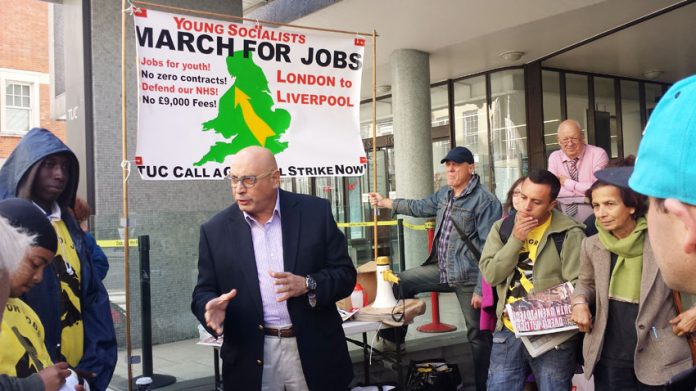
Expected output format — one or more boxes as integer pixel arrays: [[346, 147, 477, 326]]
[[547, 143, 609, 220], [243, 192, 292, 327]]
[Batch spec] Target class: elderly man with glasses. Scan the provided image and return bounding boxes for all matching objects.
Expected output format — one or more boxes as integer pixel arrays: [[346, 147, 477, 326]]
[[191, 146, 356, 391], [547, 119, 609, 221]]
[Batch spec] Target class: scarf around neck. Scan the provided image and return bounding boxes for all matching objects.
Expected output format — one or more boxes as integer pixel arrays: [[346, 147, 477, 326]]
[[596, 217, 647, 303]]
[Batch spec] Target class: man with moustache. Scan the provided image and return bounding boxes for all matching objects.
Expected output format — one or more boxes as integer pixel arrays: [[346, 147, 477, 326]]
[[191, 146, 356, 390], [480, 169, 585, 390]]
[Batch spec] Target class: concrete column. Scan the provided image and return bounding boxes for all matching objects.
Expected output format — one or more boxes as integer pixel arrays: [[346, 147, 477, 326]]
[[391, 49, 433, 270]]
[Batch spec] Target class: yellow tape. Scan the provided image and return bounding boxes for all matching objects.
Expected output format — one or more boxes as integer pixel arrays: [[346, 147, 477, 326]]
[[96, 239, 139, 248], [337, 220, 433, 231], [337, 221, 396, 228]]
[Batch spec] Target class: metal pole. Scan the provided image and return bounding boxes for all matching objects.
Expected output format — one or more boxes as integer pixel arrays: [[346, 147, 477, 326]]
[[135, 235, 176, 388], [139, 235, 153, 376]]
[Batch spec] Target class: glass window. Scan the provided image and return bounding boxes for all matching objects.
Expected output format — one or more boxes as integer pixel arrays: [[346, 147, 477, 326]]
[[5, 82, 32, 132], [294, 177, 311, 195], [432, 140, 451, 189], [593, 77, 617, 158], [431, 85, 449, 127], [489, 70, 528, 201], [645, 83, 663, 121], [315, 176, 344, 221], [453, 76, 489, 183], [565, 73, 589, 132], [360, 98, 392, 139], [542, 70, 562, 157], [620, 80, 641, 157]]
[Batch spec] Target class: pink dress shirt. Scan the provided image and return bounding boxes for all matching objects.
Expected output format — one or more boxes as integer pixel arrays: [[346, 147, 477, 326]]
[[547, 143, 609, 221]]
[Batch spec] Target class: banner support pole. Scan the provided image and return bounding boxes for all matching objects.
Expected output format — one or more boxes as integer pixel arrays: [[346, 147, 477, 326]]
[[371, 29, 378, 261], [121, 1, 134, 390]]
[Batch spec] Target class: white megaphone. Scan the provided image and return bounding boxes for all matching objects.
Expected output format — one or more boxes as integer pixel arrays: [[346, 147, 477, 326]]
[[371, 256, 400, 308]]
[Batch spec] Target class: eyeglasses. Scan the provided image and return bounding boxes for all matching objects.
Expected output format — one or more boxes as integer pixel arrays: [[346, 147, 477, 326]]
[[558, 137, 581, 146], [226, 169, 276, 188]]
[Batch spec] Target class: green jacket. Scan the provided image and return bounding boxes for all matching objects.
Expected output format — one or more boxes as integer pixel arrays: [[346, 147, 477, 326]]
[[479, 209, 585, 331]]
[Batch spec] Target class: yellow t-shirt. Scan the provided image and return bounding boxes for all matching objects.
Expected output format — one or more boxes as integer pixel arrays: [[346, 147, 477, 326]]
[[503, 215, 552, 331], [52, 220, 84, 367], [0, 298, 53, 376]]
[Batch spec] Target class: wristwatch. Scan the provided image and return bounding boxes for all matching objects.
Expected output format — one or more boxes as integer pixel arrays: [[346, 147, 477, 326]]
[[305, 275, 317, 308], [305, 275, 317, 291]]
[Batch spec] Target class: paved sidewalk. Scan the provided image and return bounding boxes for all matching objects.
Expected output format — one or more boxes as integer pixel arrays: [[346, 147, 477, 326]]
[[108, 292, 471, 390]]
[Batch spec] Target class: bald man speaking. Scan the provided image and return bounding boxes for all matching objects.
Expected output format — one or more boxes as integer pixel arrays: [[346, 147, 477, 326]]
[[191, 146, 356, 391]]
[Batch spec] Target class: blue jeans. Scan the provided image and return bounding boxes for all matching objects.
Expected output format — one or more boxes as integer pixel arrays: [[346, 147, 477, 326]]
[[487, 328, 578, 391], [387, 263, 492, 391]]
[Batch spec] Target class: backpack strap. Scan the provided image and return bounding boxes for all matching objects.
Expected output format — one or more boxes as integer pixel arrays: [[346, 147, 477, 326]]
[[550, 232, 565, 256], [499, 212, 515, 244]]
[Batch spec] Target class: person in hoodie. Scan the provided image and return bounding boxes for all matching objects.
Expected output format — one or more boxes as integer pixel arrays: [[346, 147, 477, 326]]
[[0, 128, 116, 391]]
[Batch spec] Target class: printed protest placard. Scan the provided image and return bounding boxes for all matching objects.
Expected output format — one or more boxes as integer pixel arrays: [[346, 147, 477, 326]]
[[505, 281, 578, 337], [133, 8, 367, 180]]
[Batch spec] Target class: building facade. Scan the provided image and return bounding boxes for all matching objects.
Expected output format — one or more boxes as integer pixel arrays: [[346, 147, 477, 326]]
[[0, 0, 65, 162]]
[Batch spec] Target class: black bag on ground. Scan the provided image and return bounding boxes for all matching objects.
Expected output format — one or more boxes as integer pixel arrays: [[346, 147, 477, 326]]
[[405, 359, 461, 391]]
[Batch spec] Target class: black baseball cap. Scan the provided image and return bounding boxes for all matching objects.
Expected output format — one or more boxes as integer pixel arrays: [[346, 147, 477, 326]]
[[594, 166, 634, 189], [440, 147, 475, 164]]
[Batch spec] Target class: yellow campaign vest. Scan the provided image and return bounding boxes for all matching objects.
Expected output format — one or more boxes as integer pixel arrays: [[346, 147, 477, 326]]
[[503, 216, 552, 331], [52, 220, 84, 367], [0, 298, 53, 377]]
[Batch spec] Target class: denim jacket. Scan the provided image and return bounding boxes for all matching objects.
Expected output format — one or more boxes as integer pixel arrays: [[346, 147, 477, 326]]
[[391, 174, 502, 293]]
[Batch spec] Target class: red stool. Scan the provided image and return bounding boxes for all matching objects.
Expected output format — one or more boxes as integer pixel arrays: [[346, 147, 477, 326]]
[[417, 222, 457, 333], [417, 292, 457, 332]]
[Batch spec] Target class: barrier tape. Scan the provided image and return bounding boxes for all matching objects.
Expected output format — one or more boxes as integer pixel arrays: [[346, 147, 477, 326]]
[[337, 220, 435, 231], [96, 239, 139, 248], [97, 221, 436, 247]]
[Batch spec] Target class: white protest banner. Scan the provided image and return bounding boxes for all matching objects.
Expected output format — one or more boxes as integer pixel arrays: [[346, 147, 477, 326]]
[[133, 8, 367, 180]]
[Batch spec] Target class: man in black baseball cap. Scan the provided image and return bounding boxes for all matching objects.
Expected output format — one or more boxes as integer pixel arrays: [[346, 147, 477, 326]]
[[440, 146, 475, 165], [369, 146, 501, 391]]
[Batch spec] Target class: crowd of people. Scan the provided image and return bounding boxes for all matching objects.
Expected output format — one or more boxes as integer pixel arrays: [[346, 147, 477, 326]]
[[368, 76, 696, 390], [0, 129, 116, 391], [3, 73, 696, 391]]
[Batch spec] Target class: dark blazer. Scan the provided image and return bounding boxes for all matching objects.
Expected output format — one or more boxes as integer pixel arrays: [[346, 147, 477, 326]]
[[574, 236, 692, 385], [191, 190, 356, 390]]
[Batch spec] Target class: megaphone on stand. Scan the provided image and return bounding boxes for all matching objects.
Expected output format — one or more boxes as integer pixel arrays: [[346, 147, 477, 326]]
[[371, 256, 400, 309]]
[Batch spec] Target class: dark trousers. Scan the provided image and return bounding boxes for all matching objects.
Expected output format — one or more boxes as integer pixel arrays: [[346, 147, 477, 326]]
[[594, 361, 666, 391], [381, 263, 492, 391]]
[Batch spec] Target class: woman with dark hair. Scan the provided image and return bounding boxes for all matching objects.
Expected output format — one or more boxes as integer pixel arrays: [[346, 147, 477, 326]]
[[571, 173, 691, 389], [582, 155, 637, 236], [502, 176, 526, 216], [481, 177, 526, 334]]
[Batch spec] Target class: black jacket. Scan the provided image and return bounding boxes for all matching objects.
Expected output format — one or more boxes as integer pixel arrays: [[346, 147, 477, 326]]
[[191, 190, 356, 390]]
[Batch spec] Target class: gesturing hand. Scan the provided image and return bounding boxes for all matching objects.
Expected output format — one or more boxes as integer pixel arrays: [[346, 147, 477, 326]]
[[205, 289, 237, 335], [39, 362, 71, 391], [270, 270, 309, 302]]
